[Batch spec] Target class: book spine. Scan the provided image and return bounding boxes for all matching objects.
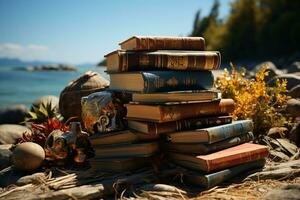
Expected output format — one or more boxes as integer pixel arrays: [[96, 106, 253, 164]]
[[148, 116, 232, 135], [135, 37, 205, 50], [160, 99, 235, 122], [118, 52, 220, 71], [142, 71, 214, 93], [206, 147, 269, 172], [204, 159, 265, 188], [206, 132, 254, 153], [207, 120, 254, 144]]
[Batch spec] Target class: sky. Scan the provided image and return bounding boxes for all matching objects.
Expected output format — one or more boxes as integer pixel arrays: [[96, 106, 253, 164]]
[[0, 0, 231, 64]]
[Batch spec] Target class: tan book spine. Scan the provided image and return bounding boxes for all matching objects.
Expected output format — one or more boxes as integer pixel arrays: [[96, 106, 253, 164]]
[[120, 36, 205, 51], [115, 51, 221, 71], [159, 99, 235, 122]]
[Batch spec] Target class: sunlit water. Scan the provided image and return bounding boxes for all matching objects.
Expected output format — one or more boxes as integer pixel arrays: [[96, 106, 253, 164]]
[[0, 65, 108, 108]]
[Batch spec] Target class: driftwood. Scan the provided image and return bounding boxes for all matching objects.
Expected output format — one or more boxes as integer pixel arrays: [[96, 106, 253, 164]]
[[246, 160, 300, 181]]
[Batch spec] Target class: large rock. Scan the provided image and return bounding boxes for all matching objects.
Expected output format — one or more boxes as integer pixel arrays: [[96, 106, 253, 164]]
[[267, 127, 288, 138], [289, 122, 300, 147], [32, 95, 59, 110], [269, 74, 300, 90], [264, 184, 300, 200], [286, 98, 300, 118], [288, 61, 300, 73], [0, 104, 29, 124], [0, 124, 31, 144], [289, 85, 300, 99], [0, 144, 12, 170], [252, 61, 283, 82]]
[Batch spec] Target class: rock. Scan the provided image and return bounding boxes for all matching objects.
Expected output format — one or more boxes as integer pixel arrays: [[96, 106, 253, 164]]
[[286, 98, 300, 117], [16, 172, 46, 186], [12, 142, 45, 171], [0, 144, 12, 170], [252, 61, 283, 82], [269, 150, 290, 162], [32, 95, 59, 110], [0, 104, 29, 124], [288, 61, 300, 73], [264, 184, 300, 200], [269, 74, 300, 90], [289, 85, 300, 99], [289, 122, 300, 147], [276, 138, 298, 156], [0, 124, 31, 144], [267, 127, 288, 138], [0, 166, 27, 187]]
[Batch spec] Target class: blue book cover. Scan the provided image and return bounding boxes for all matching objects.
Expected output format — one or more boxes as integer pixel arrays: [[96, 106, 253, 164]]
[[184, 159, 265, 188], [109, 71, 214, 93]]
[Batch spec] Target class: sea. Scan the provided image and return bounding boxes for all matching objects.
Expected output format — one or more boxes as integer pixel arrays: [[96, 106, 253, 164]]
[[0, 65, 109, 108]]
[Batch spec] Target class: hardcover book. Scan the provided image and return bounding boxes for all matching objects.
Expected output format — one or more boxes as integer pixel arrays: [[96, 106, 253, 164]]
[[109, 71, 214, 93], [89, 157, 151, 172], [167, 143, 269, 172], [126, 99, 235, 122], [183, 159, 266, 188], [167, 120, 253, 144], [165, 132, 254, 154], [128, 116, 232, 135], [89, 130, 159, 146], [93, 142, 159, 159], [105, 50, 221, 72], [119, 36, 205, 51], [131, 90, 221, 103]]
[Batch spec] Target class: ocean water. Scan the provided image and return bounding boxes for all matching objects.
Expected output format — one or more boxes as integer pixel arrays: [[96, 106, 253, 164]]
[[0, 65, 109, 108]]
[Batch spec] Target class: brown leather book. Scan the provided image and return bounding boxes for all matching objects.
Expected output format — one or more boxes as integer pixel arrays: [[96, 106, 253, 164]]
[[93, 142, 159, 159], [128, 116, 232, 135], [119, 36, 205, 51], [126, 99, 235, 123], [89, 157, 151, 172], [89, 130, 159, 146], [168, 143, 269, 172], [132, 90, 221, 103], [105, 50, 221, 72]]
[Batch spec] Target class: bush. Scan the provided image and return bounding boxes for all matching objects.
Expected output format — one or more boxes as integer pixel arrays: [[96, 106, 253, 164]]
[[215, 63, 289, 135]]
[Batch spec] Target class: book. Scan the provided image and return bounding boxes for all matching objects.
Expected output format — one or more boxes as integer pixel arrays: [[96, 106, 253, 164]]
[[119, 36, 205, 51], [131, 90, 221, 103], [89, 157, 151, 172], [105, 50, 220, 72], [89, 130, 159, 146], [165, 132, 254, 154], [126, 99, 235, 123], [128, 116, 232, 135], [167, 143, 269, 172], [109, 71, 214, 93], [183, 159, 266, 188], [167, 120, 253, 144], [93, 142, 159, 159]]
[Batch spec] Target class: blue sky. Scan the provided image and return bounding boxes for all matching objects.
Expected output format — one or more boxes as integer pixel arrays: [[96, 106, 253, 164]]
[[0, 0, 231, 64]]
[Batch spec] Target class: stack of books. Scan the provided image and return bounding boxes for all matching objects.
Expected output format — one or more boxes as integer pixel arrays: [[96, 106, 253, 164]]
[[89, 130, 159, 172], [93, 36, 269, 186]]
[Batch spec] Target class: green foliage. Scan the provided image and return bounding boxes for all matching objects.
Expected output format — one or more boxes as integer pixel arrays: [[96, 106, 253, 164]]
[[26, 103, 58, 123], [191, 0, 300, 61], [215, 64, 289, 136]]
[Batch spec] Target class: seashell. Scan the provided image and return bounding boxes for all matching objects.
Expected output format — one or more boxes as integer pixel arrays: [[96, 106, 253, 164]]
[[12, 142, 45, 171]]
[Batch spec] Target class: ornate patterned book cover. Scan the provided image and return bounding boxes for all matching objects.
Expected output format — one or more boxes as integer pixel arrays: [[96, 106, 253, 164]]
[[128, 116, 232, 135], [105, 50, 220, 72], [109, 71, 214, 93]]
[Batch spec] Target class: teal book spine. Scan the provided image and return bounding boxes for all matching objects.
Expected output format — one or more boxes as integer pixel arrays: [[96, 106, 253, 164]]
[[204, 132, 254, 153], [142, 71, 214, 93], [185, 159, 265, 188], [206, 120, 253, 144]]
